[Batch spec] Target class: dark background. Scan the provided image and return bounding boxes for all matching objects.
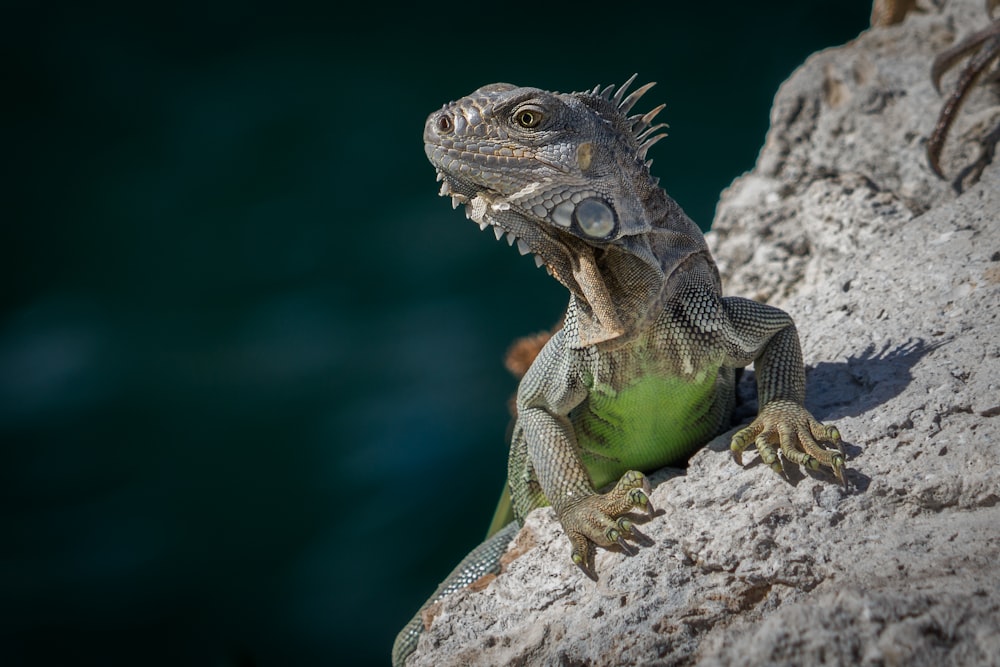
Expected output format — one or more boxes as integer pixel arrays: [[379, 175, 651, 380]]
[[3, 2, 872, 665]]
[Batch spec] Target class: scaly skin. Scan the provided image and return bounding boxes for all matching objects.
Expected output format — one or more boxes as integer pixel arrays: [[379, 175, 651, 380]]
[[392, 77, 845, 666], [874, 0, 1000, 190], [926, 5, 1000, 190]]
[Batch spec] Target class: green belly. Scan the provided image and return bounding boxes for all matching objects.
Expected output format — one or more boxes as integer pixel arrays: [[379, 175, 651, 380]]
[[572, 366, 726, 490]]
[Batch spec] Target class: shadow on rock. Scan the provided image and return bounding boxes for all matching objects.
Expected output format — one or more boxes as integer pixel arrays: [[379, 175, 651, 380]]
[[731, 338, 944, 424], [807, 337, 946, 420]]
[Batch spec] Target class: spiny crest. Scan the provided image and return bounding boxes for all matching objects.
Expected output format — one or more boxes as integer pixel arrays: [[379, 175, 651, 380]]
[[582, 73, 669, 160]]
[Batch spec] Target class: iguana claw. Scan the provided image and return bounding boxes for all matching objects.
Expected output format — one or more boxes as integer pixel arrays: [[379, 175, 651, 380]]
[[730, 399, 847, 487], [925, 8, 1000, 190], [571, 544, 599, 581], [831, 452, 847, 489], [610, 528, 637, 555]]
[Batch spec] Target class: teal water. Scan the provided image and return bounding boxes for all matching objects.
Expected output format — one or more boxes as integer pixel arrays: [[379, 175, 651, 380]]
[[3, 2, 871, 665]]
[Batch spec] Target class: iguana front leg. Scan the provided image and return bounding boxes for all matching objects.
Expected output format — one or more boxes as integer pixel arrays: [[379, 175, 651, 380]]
[[721, 297, 846, 487], [511, 336, 655, 580], [519, 407, 654, 579]]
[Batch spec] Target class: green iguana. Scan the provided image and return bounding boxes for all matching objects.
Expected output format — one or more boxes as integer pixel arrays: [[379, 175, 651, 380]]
[[872, 0, 1000, 189], [392, 76, 845, 666]]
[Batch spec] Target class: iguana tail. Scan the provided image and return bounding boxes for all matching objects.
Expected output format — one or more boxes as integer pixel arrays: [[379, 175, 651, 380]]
[[392, 522, 519, 666]]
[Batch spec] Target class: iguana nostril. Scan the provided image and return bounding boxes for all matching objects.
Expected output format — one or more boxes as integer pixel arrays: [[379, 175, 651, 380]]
[[436, 113, 453, 134]]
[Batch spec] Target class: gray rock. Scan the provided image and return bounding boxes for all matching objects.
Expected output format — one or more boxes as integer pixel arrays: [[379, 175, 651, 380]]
[[410, 1, 1000, 664]]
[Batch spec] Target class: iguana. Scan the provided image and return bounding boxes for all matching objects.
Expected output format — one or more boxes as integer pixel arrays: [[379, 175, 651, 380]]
[[873, 0, 1000, 190], [925, 1, 1000, 189], [392, 76, 845, 666]]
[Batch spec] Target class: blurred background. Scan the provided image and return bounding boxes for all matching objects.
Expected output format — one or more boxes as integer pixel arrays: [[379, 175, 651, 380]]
[[3, 2, 872, 665]]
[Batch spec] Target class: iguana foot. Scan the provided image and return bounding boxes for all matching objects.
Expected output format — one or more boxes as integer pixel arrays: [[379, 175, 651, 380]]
[[926, 5, 1000, 190], [559, 470, 653, 580], [730, 399, 846, 488]]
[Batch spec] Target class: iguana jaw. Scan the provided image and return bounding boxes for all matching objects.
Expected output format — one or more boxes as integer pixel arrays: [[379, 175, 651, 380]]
[[435, 169, 629, 345], [435, 171, 549, 270]]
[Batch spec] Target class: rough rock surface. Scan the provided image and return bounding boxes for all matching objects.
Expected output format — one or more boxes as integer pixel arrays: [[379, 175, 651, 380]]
[[409, 1, 1000, 665]]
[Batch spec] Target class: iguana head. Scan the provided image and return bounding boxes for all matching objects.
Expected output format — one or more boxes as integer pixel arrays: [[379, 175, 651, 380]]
[[424, 76, 700, 347]]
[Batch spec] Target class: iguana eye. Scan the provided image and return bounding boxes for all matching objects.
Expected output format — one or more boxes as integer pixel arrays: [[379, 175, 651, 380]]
[[574, 198, 617, 239], [514, 106, 544, 128]]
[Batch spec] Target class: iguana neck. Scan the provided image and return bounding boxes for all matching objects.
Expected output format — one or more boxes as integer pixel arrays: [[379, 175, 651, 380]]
[[563, 192, 711, 350]]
